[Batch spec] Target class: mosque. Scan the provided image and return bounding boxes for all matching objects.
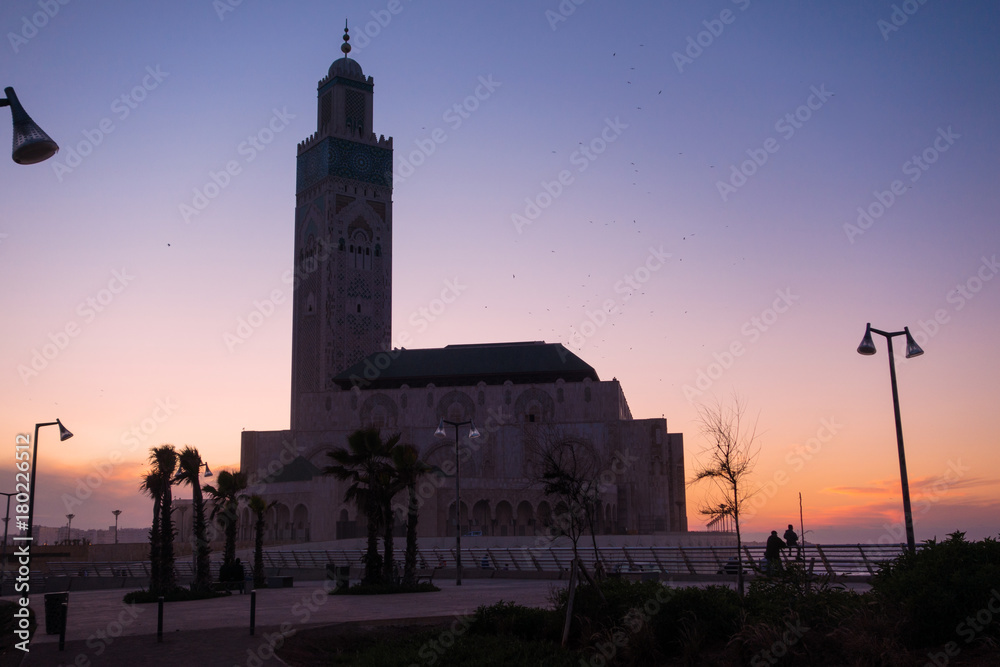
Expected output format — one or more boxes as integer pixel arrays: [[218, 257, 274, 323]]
[[235, 29, 688, 544]]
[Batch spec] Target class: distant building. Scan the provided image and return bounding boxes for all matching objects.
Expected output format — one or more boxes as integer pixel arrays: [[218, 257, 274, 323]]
[[238, 30, 687, 544]]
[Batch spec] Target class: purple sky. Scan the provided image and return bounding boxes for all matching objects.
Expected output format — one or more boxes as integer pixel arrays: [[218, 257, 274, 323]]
[[1, 0, 998, 544]]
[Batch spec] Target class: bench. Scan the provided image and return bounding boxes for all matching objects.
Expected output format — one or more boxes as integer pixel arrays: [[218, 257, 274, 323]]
[[211, 580, 246, 594], [415, 567, 441, 585]]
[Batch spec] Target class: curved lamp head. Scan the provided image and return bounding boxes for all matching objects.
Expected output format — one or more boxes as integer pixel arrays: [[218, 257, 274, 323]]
[[203, 462, 213, 478], [434, 419, 446, 438], [56, 418, 73, 441], [904, 327, 924, 359], [1, 87, 59, 165], [468, 422, 480, 439], [857, 323, 877, 356]]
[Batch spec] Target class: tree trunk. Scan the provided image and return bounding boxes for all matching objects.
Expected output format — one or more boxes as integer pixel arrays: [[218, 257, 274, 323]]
[[192, 484, 211, 592], [223, 507, 237, 568], [382, 503, 395, 584], [561, 557, 578, 647], [149, 496, 161, 595], [254, 513, 266, 588], [159, 485, 176, 592], [364, 499, 381, 584], [403, 485, 418, 586], [735, 506, 745, 598]]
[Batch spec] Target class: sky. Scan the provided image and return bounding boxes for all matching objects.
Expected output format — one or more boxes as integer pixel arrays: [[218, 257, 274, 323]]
[[1, 0, 998, 545]]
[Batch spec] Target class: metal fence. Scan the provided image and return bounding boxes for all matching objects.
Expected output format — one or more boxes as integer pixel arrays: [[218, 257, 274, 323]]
[[260, 543, 913, 578], [40, 543, 913, 581]]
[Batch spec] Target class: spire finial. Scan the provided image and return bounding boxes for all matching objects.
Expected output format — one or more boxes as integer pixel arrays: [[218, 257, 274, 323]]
[[341, 20, 351, 57]]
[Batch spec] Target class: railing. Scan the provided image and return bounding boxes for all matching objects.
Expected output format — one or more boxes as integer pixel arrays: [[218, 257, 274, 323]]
[[42, 544, 913, 581], [260, 543, 915, 579], [45, 560, 224, 578]]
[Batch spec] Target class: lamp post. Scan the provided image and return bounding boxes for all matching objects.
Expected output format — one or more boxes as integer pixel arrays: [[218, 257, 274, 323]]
[[26, 420, 73, 543], [434, 419, 480, 585], [0, 87, 58, 164], [0, 492, 15, 585], [112, 510, 122, 545], [857, 323, 924, 553], [65, 514, 74, 544]]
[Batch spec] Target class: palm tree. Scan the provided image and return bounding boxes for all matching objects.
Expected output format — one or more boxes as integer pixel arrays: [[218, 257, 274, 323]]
[[324, 428, 399, 584], [378, 436, 406, 583], [247, 494, 276, 588], [203, 469, 248, 581], [139, 471, 163, 594], [391, 444, 436, 585], [175, 446, 212, 592], [140, 445, 178, 594]]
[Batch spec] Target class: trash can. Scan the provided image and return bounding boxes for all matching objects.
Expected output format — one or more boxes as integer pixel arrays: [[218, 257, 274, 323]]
[[44, 592, 68, 635]]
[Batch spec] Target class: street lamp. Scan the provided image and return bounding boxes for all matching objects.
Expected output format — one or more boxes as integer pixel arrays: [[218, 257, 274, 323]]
[[435, 418, 480, 585], [857, 323, 924, 553], [112, 510, 122, 545], [0, 492, 15, 585], [65, 514, 74, 544], [0, 87, 58, 164], [26, 419, 73, 543]]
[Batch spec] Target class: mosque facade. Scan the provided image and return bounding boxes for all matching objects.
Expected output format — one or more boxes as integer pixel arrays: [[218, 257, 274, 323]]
[[237, 31, 688, 544]]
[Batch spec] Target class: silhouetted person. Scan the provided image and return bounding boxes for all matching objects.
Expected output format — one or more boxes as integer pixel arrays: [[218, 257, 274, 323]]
[[784, 524, 803, 561], [765, 530, 785, 573]]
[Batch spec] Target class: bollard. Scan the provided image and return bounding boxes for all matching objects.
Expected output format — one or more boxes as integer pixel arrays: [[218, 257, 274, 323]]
[[250, 589, 256, 636], [157, 596, 164, 642], [58, 602, 67, 651]]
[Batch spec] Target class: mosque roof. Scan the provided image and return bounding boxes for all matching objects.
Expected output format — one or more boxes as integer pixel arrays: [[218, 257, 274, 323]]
[[332, 341, 600, 390]]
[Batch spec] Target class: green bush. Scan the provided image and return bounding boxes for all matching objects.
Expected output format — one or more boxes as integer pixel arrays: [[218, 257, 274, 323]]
[[123, 588, 229, 604], [553, 578, 742, 664], [332, 581, 439, 595], [650, 585, 742, 658], [871, 531, 1000, 647], [286, 625, 578, 666], [468, 600, 561, 642], [745, 563, 863, 628], [552, 577, 666, 629]]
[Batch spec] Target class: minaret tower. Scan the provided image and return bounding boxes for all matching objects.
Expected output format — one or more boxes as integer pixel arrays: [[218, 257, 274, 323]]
[[290, 24, 393, 428]]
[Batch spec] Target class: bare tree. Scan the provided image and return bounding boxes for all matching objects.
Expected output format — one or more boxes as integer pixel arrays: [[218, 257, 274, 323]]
[[690, 394, 761, 597], [527, 429, 609, 646]]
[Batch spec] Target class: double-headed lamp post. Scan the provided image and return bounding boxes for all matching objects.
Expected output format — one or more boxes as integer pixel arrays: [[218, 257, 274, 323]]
[[857, 323, 924, 553], [26, 420, 73, 543], [0, 492, 15, 583], [0, 87, 58, 164], [434, 419, 480, 585]]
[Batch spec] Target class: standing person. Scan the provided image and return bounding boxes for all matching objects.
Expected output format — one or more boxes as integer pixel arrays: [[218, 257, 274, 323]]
[[784, 524, 800, 560], [764, 530, 786, 574]]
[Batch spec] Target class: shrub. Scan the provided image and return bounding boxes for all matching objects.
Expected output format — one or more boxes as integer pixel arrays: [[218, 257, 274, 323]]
[[745, 563, 863, 628], [123, 587, 228, 604], [651, 585, 742, 658], [468, 600, 561, 642], [332, 581, 439, 595], [552, 577, 666, 630], [871, 531, 1000, 647]]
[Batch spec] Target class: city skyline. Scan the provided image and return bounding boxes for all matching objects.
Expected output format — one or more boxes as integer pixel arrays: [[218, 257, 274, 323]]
[[1, 1, 998, 544]]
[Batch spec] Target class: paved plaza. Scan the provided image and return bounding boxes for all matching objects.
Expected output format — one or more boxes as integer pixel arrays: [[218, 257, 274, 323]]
[[16, 578, 567, 666]]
